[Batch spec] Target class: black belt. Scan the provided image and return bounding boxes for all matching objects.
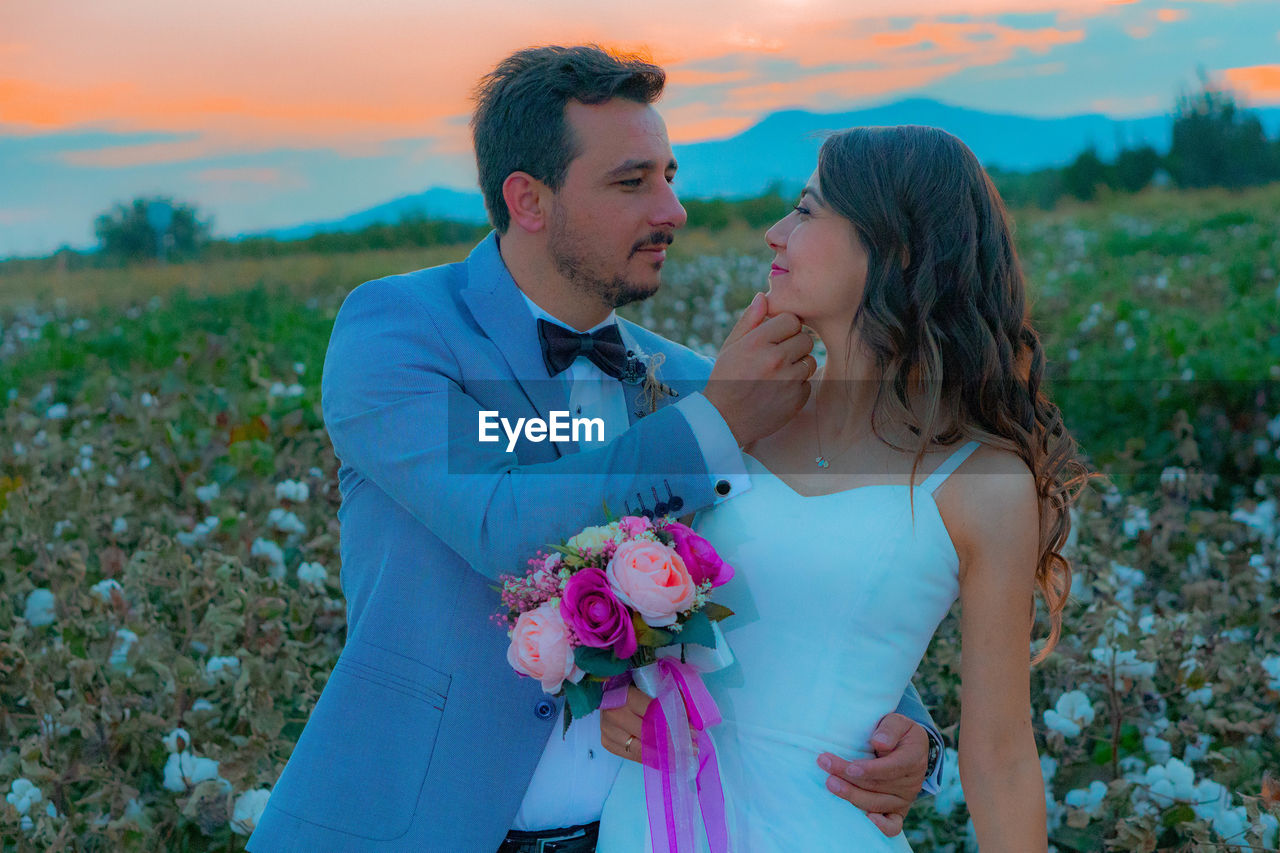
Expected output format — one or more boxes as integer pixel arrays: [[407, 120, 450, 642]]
[[498, 821, 599, 853]]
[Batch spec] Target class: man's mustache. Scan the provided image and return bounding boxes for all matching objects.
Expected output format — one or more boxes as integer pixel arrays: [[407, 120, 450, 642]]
[[630, 231, 675, 256]]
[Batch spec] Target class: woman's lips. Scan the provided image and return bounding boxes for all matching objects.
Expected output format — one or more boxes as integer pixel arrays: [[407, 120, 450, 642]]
[[770, 264, 788, 277]]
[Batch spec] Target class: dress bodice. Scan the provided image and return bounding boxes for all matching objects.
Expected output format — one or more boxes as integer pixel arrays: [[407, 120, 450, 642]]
[[694, 443, 975, 759], [598, 441, 981, 853]]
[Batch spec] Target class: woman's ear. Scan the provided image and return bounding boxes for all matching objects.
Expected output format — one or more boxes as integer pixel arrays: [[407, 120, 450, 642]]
[[502, 172, 550, 234]]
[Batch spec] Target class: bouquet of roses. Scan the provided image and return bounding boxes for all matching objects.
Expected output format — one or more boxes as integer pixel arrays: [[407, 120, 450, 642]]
[[496, 512, 734, 729]]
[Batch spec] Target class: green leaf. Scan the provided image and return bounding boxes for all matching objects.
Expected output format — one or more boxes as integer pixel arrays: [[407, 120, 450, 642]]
[[632, 613, 674, 647], [1091, 742, 1112, 765], [1051, 826, 1106, 852], [677, 611, 717, 648], [700, 601, 735, 622], [1160, 803, 1195, 827], [575, 646, 629, 677], [562, 679, 602, 720]]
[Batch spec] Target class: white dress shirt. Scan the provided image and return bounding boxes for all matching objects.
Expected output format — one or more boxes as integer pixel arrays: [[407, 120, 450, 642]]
[[510, 292, 749, 831]]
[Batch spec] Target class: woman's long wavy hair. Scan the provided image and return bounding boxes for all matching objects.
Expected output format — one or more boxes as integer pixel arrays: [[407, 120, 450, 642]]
[[817, 126, 1092, 662]]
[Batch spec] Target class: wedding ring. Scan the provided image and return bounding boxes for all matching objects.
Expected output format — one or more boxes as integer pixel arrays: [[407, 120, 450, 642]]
[[624, 735, 636, 753]]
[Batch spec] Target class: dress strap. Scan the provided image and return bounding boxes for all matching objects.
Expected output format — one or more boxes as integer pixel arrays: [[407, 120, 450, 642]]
[[921, 440, 982, 494]]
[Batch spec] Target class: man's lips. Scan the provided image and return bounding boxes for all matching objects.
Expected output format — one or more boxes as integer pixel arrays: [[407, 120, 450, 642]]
[[636, 247, 668, 260]]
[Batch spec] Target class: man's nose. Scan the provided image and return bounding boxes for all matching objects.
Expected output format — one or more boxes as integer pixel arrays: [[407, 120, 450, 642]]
[[653, 182, 687, 230]]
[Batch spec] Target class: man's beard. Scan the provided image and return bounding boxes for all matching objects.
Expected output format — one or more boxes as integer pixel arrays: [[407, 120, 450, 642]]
[[548, 210, 670, 310]]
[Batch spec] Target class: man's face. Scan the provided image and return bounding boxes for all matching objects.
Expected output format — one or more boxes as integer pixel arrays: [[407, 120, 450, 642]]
[[546, 98, 688, 310]]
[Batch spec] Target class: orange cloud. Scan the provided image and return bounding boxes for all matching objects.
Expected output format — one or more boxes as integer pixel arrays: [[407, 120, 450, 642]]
[[1219, 64, 1280, 104], [1155, 8, 1186, 22], [0, 0, 1104, 162], [661, 17, 1083, 130]]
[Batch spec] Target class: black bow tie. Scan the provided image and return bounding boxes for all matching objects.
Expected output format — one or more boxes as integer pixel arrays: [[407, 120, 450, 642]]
[[537, 318, 629, 379]]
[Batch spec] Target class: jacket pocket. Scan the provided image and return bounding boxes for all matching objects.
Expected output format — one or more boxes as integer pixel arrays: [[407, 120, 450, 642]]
[[270, 639, 451, 840]]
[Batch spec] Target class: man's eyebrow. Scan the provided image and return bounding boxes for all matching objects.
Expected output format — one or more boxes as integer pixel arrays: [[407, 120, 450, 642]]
[[605, 158, 679, 178]]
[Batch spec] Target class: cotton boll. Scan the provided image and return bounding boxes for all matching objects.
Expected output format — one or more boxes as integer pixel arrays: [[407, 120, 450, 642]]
[[90, 578, 123, 603], [275, 480, 309, 502], [267, 508, 306, 536], [163, 728, 191, 754], [162, 751, 221, 792], [297, 562, 327, 588], [1064, 780, 1108, 818], [5, 779, 43, 815], [230, 789, 272, 836], [23, 589, 56, 626]]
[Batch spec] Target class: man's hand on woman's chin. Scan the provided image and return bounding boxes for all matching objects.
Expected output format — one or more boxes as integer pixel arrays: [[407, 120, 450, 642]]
[[815, 712, 930, 837]]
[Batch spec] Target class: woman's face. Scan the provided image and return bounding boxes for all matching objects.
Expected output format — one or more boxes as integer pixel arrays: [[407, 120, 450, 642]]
[[763, 169, 868, 330]]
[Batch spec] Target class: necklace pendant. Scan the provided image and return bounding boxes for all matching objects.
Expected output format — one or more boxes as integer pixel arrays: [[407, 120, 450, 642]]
[[815, 455, 830, 468]]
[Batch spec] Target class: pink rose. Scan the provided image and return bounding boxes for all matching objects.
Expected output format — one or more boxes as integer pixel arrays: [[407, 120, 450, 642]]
[[605, 540, 696, 627], [665, 521, 734, 588], [618, 515, 652, 538], [506, 602, 584, 693], [560, 568, 637, 659]]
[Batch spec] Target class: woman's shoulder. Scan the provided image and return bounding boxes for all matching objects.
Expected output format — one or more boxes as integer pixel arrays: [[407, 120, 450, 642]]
[[936, 442, 1039, 568]]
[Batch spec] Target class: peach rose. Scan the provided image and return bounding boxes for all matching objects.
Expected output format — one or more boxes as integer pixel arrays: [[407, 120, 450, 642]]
[[605, 539, 696, 627], [507, 602, 584, 693]]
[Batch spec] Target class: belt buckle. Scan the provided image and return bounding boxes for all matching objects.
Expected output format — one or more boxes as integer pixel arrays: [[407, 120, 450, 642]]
[[535, 827, 586, 853]]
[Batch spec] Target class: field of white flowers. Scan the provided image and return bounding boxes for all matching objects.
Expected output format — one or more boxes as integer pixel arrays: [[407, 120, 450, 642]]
[[2, 185, 1279, 851]]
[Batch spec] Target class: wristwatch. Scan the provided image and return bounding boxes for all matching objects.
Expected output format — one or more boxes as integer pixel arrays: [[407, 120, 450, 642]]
[[924, 736, 941, 779]]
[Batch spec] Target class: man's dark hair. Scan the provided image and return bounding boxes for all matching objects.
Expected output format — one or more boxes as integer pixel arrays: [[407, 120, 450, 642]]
[[471, 44, 665, 233]]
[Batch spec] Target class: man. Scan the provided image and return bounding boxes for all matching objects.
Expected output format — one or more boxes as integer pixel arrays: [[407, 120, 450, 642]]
[[248, 45, 943, 853]]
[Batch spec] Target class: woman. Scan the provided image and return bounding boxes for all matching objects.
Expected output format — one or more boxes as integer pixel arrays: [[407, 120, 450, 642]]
[[595, 126, 1088, 851]]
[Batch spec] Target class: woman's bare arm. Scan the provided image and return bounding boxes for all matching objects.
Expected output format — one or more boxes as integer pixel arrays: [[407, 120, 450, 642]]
[[939, 448, 1048, 853]]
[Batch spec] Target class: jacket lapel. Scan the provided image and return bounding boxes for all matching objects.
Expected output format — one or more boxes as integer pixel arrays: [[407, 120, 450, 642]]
[[458, 233, 572, 457]]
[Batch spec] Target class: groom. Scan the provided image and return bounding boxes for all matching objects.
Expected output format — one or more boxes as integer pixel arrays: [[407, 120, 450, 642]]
[[249, 45, 942, 852]]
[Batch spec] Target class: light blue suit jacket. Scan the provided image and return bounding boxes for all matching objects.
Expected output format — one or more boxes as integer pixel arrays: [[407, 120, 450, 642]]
[[248, 233, 940, 852]]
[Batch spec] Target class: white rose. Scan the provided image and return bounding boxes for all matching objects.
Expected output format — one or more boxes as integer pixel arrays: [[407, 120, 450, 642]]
[[566, 525, 613, 552]]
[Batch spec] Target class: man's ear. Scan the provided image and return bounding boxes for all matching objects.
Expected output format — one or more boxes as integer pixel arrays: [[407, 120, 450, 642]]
[[502, 172, 550, 234]]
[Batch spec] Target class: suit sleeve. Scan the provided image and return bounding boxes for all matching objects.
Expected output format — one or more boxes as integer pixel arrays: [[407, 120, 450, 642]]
[[894, 682, 945, 796], [321, 277, 722, 581]]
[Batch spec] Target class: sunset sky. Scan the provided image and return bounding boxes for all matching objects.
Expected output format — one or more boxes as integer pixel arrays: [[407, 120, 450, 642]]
[[2, 0, 1278, 258]]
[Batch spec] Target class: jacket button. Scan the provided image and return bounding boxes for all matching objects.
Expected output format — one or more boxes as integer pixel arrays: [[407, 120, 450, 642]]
[[534, 699, 555, 720], [714, 479, 731, 497]]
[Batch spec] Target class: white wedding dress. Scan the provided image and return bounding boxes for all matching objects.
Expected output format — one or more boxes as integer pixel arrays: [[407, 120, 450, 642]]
[[596, 440, 980, 853]]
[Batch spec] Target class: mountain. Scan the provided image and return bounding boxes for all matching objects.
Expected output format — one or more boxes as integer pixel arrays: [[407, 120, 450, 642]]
[[254, 187, 490, 241], [247, 98, 1280, 237], [670, 96, 1225, 198]]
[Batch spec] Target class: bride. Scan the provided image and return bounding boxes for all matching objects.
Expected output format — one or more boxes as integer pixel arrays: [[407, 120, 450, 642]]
[[594, 125, 1088, 852]]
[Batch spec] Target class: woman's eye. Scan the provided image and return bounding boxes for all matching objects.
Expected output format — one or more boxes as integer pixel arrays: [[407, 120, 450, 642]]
[[793, 204, 811, 216]]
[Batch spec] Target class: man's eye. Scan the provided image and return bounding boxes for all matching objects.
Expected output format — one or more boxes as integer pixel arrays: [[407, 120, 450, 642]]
[[619, 178, 643, 188]]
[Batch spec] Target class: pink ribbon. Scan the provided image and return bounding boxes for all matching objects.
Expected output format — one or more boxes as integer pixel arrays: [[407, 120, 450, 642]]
[[640, 658, 728, 853]]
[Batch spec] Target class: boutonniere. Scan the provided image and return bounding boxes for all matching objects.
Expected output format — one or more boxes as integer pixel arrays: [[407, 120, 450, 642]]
[[622, 351, 678, 418]]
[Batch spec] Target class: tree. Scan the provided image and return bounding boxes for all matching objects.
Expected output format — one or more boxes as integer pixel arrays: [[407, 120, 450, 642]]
[[1062, 146, 1109, 201], [1166, 73, 1279, 189], [94, 196, 211, 263], [1111, 145, 1161, 193]]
